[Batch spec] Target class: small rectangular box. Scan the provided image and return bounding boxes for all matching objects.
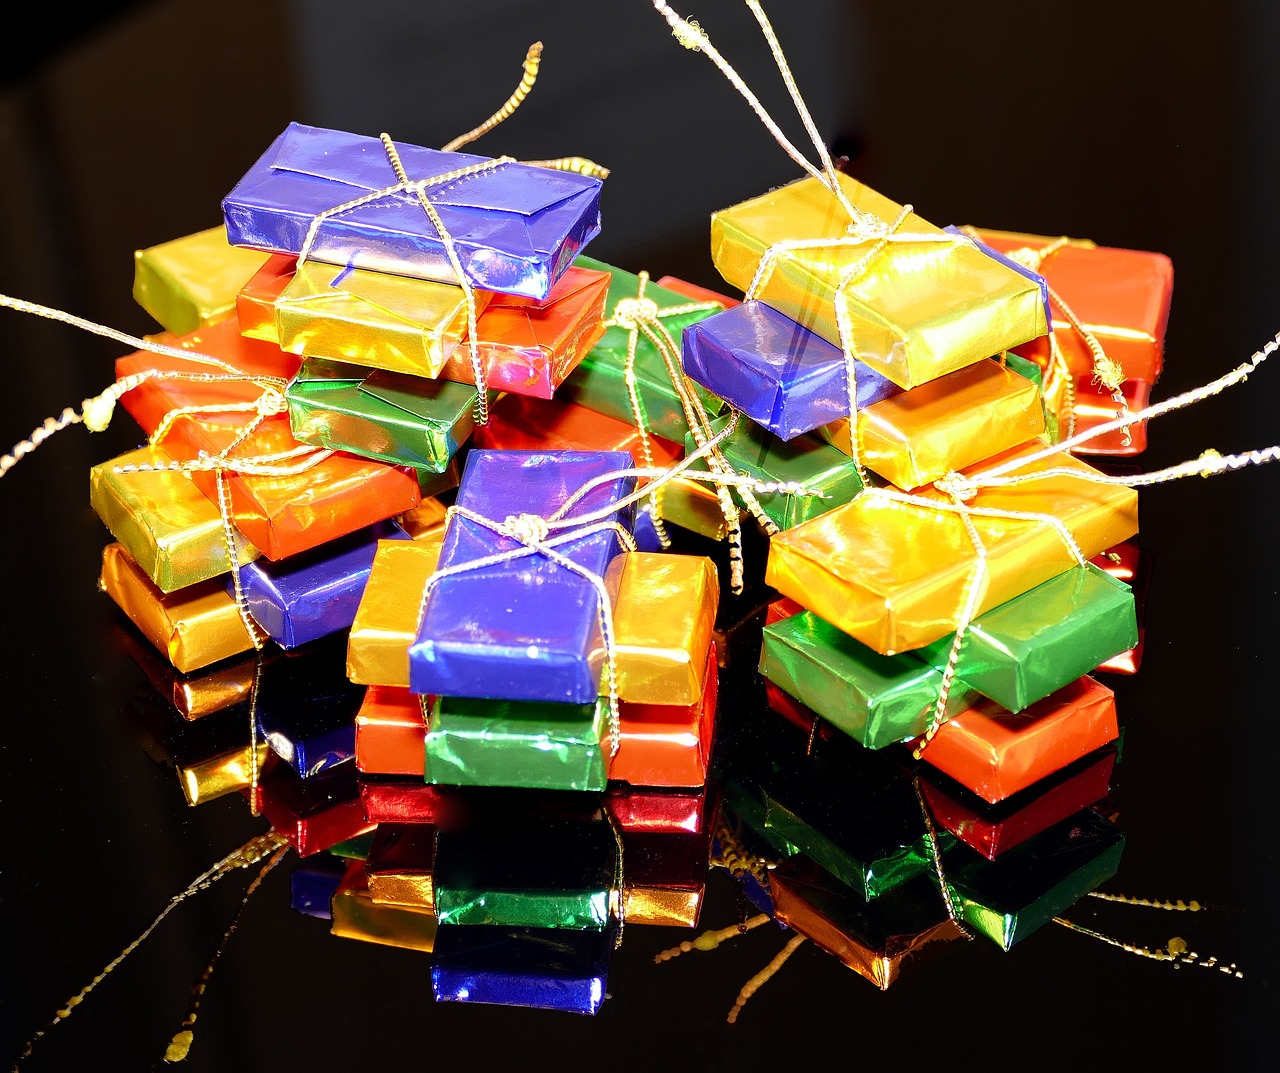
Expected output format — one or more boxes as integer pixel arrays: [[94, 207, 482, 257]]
[[134, 224, 270, 335]]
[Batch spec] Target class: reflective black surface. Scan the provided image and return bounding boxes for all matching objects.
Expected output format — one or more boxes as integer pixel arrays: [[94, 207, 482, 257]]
[[1, 2, 1276, 1070]]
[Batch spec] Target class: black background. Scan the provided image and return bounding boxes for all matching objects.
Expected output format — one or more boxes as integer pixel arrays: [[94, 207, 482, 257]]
[[0, 2, 1275, 1070]]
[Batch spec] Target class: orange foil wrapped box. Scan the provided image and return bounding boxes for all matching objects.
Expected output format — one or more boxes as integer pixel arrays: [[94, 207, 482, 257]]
[[235, 253, 295, 342], [355, 685, 428, 777]]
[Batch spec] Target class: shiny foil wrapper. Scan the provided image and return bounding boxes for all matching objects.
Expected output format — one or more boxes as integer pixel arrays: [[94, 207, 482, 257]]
[[409, 450, 636, 705], [606, 784, 711, 835], [331, 861, 437, 953], [439, 265, 611, 397], [99, 543, 257, 673], [975, 229, 1173, 383], [760, 610, 972, 750], [920, 745, 1117, 860], [654, 474, 730, 540], [223, 122, 602, 299], [285, 357, 482, 473], [611, 646, 718, 789], [366, 824, 437, 909], [473, 392, 682, 468], [133, 225, 270, 335], [236, 519, 407, 649], [179, 742, 271, 806], [654, 275, 742, 308], [425, 695, 609, 793], [856, 358, 1046, 491], [347, 539, 443, 688], [772, 862, 965, 990], [254, 756, 376, 857], [1071, 375, 1153, 456], [235, 253, 294, 342], [948, 809, 1125, 949], [681, 300, 899, 440], [710, 174, 1049, 389], [257, 679, 363, 780], [359, 777, 457, 826], [117, 317, 422, 561], [398, 496, 449, 540], [355, 685, 426, 776], [275, 260, 487, 377], [764, 679, 838, 743], [1091, 541, 1151, 675], [915, 564, 1137, 712], [606, 552, 719, 706], [122, 633, 259, 721], [691, 416, 864, 531], [766, 440, 1139, 654], [431, 923, 615, 1014], [559, 257, 727, 443], [90, 445, 260, 593], [623, 886, 703, 927], [920, 675, 1120, 804], [290, 854, 346, 919]]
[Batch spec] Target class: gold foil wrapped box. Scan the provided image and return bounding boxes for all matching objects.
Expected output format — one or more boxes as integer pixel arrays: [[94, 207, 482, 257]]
[[347, 539, 444, 688], [710, 173, 1049, 389]]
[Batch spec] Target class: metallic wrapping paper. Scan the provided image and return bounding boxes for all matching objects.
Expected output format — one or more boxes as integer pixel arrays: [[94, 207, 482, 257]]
[[235, 519, 408, 649], [1072, 375, 1153, 456], [606, 784, 711, 836], [856, 358, 1046, 491], [919, 745, 1117, 860], [710, 173, 1049, 389], [654, 475, 730, 540], [274, 260, 486, 377], [942, 225, 1053, 329], [431, 923, 615, 1014], [681, 300, 900, 440], [759, 610, 973, 750], [409, 450, 636, 704], [975, 229, 1174, 383], [948, 809, 1125, 949], [771, 863, 966, 990], [622, 886, 702, 927], [359, 777, 458, 826], [365, 824, 437, 909], [223, 122, 603, 299], [766, 441, 1139, 655], [1092, 541, 1151, 675], [558, 257, 727, 443], [438, 265, 611, 397], [116, 317, 422, 561], [331, 861, 437, 953], [90, 445, 260, 593], [690, 416, 865, 531], [235, 253, 294, 342], [290, 854, 346, 919], [425, 695, 609, 792], [255, 756, 376, 857], [133, 225, 270, 335], [610, 646, 719, 789], [654, 275, 741, 308], [122, 636, 259, 721], [285, 358, 482, 473], [99, 543, 256, 674], [605, 552, 719, 706], [178, 743, 271, 806], [347, 539, 444, 688], [354, 685, 426, 776], [920, 676, 1120, 804], [398, 496, 449, 540], [914, 564, 1137, 713]]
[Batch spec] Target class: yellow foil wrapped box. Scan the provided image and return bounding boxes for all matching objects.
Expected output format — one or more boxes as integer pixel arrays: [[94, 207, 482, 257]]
[[90, 445, 260, 593], [99, 543, 258, 673], [133, 225, 271, 335], [710, 173, 1049, 389], [605, 552, 720, 706], [623, 886, 702, 927], [275, 260, 492, 378], [179, 742, 271, 807], [347, 538, 444, 688], [765, 442, 1138, 655]]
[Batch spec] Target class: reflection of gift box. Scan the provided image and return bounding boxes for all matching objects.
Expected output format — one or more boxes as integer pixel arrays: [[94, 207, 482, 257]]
[[1091, 541, 1151, 674], [331, 861, 437, 953], [134, 225, 270, 335], [223, 122, 603, 299], [236, 253, 294, 341], [347, 539, 444, 688], [91, 445, 260, 593], [917, 676, 1119, 804], [711, 174, 1049, 389], [359, 777, 456, 826], [354, 686, 426, 776], [118, 624, 259, 721], [254, 755, 375, 857], [365, 824, 437, 909], [409, 450, 636, 704], [290, 854, 346, 919], [767, 441, 1138, 655]]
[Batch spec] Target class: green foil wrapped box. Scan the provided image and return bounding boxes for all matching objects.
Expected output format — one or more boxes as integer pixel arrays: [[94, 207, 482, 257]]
[[913, 564, 1137, 713], [425, 696, 609, 793], [558, 256, 726, 443], [285, 357, 482, 473]]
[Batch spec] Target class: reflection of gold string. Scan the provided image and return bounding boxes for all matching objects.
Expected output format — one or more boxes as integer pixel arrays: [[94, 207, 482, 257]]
[[653, 913, 771, 962], [726, 934, 806, 1023], [913, 776, 971, 937], [1054, 918, 1243, 978]]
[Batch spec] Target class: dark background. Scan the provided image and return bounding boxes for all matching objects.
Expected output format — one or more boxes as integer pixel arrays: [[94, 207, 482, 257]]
[[0, 1, 1275, 1070]]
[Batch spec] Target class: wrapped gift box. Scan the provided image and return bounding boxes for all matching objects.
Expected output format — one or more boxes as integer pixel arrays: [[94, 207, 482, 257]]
[[236, 253, 295, 341], [710, 173, 1049, 389], [766, 441, 1139, 654], [409, 450, 636, 704], [256, 659, 365, 779], [1071, 375, 1153, 456], [118, 625, 259, 720], [355, 685, 427, 776], [347, 538, 444, 688], [134, 224, 270, 335], [331, 861, 437, 953], [365, 824, 437, 909], [223, 122, 603, 299], [290, 854, 346, 919], [654, 275, 741, 308], [359, 776, 457, 826], [253, 755, 376, 857]]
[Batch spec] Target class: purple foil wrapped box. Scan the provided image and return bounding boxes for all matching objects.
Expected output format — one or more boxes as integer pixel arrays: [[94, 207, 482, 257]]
[[408, 450, 636, 704], [233, 519, 408, 649], [943, 226, 1053, 329], [681, 300, 900, 440], [222, 123, 603, 300]]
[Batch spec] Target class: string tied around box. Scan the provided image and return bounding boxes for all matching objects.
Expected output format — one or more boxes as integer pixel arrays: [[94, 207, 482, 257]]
[[295, 42, 609, 428]]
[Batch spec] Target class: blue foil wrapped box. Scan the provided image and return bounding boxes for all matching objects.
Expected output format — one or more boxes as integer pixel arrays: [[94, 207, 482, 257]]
[[290, 854, 346, 919], [681, 300, 900, 440], [409, 450, 636, 704], [222, 123, 603, 300], [233, 518, 408, 650]]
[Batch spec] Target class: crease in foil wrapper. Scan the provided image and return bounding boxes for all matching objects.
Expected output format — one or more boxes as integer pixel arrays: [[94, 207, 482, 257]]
[[179, 742, 272, 806], [331, 860, 437, 953], [347, 538, 444, 688], [409, 450, 636, 704], [359, 776, 458, 826], [236, 253, 295, 342], [134, 225, 270, 335], [222, 122, 603, 299]]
